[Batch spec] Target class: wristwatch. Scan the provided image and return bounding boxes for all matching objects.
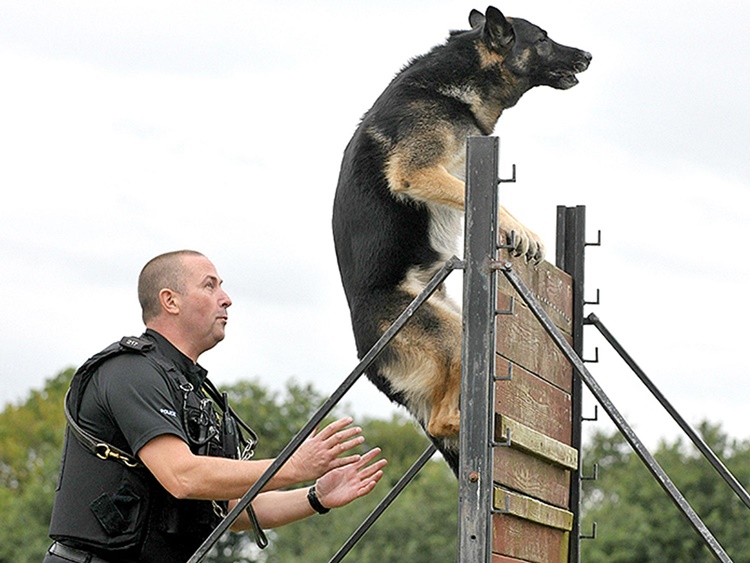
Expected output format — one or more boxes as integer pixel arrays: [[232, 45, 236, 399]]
[[307, 485, 330, 514]]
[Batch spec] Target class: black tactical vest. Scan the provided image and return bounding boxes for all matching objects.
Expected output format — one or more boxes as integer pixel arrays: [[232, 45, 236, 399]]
[[49, 335, 256, 562]]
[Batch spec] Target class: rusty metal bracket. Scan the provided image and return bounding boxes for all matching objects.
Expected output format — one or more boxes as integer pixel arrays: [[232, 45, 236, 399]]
[[496, 295, 515, 316], [494, 362, 513, 382]]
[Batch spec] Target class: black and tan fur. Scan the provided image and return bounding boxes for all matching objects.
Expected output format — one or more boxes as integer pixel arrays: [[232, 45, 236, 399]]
[[332, 6, 591, 474]]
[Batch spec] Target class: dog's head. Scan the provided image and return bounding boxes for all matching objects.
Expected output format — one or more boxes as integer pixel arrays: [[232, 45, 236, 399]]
[[469, 6, 591, 90]]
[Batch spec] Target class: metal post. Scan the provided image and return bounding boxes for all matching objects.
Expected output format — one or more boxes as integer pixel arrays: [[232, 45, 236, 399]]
[[458, 136, 499, 562], [556, 205, 586, 562]]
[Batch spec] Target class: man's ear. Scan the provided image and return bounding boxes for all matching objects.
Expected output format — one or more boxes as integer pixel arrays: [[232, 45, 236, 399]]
[[159, 288, 180, 315]]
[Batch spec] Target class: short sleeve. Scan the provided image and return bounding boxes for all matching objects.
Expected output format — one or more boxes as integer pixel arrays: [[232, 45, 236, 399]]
[[92, 353, 189, 455]]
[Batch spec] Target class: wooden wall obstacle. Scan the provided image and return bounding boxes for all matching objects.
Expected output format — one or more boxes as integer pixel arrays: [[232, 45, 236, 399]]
[[492, 239, 578, 563]]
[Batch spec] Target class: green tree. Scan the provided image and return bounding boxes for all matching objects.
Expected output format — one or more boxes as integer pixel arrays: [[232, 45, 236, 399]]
[[13, 369, 750, 563], [0, 369, 457, 562], [264, 414, 458, 563], [0, 369, 71, 563], [580, 422, 750, 562], [205, 378, 334, 563]]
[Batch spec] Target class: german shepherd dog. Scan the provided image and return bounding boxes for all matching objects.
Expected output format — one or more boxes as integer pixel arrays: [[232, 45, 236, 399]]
[[332, 6, 591, 474]]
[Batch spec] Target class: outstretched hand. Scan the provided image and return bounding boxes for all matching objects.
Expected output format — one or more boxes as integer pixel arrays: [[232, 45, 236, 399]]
[[314, 447, 387, 509], [286, 417, 366, 483]]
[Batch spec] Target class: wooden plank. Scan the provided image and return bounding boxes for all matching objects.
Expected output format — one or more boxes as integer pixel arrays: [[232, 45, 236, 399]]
[[496, 416, 578, 470], [496, 234, 573, 336], [494, 488, 574, 531], [492, 555, 529, 563], [496, 291, 573, 392], [492, 513, 570, 563], [494, 446, 571, 509], [490, 230, 576, 563], [494, 356, 572, 445]]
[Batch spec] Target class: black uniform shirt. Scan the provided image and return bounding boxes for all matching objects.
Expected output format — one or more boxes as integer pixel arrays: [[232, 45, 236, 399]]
[[77, 329, 209, 457]]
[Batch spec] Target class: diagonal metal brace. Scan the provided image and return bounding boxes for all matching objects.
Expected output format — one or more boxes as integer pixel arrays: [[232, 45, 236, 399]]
[[586, 313, 750, 511], [497, 261, 733, 563], [329, 444, 438, 562]]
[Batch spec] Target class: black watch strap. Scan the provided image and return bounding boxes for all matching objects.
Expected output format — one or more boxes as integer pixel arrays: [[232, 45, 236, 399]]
[[307, 485, 330, 514]]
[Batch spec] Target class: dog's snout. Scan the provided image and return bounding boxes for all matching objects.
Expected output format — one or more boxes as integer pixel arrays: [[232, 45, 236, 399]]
[[575, 51, 592, 73]]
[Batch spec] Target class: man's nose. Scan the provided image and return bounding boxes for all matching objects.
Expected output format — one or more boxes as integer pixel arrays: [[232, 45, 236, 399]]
[[220, 289, 232, 308]]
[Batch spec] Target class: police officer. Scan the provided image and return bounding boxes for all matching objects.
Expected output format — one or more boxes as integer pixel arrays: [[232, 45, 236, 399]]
[[46, 250, 387, 563]]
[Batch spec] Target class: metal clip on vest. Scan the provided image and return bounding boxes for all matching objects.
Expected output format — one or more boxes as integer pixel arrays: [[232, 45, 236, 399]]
[[94, 442, 140, 468]]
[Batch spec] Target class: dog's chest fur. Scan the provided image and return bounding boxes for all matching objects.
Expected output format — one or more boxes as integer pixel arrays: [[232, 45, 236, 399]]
[[426, 147, 465, 261], [426, 204, 463, 261]]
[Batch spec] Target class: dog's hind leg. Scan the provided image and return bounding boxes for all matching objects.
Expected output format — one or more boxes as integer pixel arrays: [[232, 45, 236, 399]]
[[426, 354, 462, 438]]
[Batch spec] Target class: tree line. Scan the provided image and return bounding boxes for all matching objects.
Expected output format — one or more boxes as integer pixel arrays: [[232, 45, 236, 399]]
[[2, 370, 749, 562], [0, 370, 457, 562]]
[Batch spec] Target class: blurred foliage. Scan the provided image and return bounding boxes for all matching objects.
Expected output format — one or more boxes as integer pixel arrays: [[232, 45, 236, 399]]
[[8, 368, 750, 563], [580, 422, 750, 562], [0, 369, 71, 563], [0, 371, 456, 562]]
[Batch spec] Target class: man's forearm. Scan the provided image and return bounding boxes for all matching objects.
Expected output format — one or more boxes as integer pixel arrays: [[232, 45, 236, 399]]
[[230, 489, 317, 530], [139, 434, 302, 500]]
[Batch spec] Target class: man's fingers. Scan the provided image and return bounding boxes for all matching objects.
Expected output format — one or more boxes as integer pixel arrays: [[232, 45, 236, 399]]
[[336, 448, 385, 471], [351, 447, 382, 467], [318, 417, 355, 440], [360, 447, 382, 462], [357, 468, 386, 496], [358, 458, 388, 479], [336, 453, 363, 467], [335, 434, 364, 454], [328, 426, 363, 448]]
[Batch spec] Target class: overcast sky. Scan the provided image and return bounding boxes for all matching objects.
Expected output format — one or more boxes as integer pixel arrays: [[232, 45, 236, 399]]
[[2, 1, 749, 451]]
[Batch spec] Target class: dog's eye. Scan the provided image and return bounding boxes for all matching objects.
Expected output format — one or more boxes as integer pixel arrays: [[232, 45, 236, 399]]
[[537, 36, 548, 44]]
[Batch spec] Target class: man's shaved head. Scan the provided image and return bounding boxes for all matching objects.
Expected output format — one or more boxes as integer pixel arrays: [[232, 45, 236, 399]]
[[137, 250, 204, 323]]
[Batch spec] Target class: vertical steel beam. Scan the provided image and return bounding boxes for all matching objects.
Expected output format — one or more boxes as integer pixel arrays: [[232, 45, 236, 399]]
[[458, 136, 499, 562], [556, 206, 586, 563]]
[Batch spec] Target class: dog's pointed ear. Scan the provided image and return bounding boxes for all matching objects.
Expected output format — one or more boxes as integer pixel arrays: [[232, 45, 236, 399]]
[[468, 9, 485, 29], [483, 6, 515, 51]]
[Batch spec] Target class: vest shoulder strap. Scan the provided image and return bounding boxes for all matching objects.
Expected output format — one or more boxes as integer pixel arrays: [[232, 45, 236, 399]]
[[64, 336, 161, 468]]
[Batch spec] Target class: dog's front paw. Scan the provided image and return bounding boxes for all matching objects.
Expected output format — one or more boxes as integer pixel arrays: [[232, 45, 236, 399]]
[[498, 207, 545, 264], [523, 228, 545, 264], [505, 224, 545, 264]]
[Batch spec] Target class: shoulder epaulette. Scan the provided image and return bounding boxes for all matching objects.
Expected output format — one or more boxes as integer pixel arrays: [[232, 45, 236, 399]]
[[119, 335, 153, 352]]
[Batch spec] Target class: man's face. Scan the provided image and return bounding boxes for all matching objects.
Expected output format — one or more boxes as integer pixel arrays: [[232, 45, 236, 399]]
[[177, 254, 232, 356]]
